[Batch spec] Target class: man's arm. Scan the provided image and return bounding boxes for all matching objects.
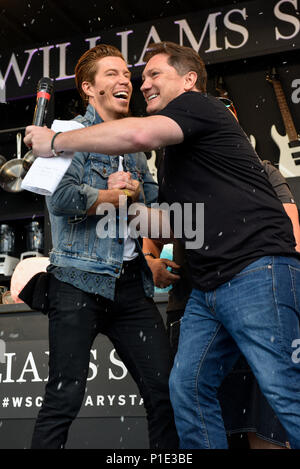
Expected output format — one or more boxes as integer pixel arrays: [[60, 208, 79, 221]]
[[87, 178, 140, 215], [48, 151, 139, 217], [262, 160, 300, 253], [143, 238, 180, 289], [24, 115, 184, 157], [283, 203, 300, 252]]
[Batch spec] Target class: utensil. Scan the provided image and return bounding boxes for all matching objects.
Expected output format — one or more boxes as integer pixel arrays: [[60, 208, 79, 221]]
[[0, 133, 25, 192], [0, 154, 6, 168], [22, 148, 35, 172]]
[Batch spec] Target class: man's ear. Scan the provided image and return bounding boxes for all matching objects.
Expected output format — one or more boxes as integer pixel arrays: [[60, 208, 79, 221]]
[[184, 71, 198, 91], [82, 81, 94, 98]]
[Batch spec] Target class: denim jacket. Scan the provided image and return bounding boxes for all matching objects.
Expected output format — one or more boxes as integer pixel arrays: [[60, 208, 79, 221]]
[[46, 104, 158, 297]]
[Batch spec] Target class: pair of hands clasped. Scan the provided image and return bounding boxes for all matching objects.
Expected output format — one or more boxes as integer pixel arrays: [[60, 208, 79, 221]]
[[108, 170, 140, 202], [110, 171, 180, 289], [107, 171, 180, 288], [109, 172, 180, 288]]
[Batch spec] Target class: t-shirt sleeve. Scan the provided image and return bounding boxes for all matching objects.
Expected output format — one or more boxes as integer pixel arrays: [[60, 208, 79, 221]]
[[262, 160, 295, 204], [157, 92, 219, 139]]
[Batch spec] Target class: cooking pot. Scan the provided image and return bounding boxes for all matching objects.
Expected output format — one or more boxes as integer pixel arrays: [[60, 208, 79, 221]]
[[22, 148, 35, 172], [0, 133, 25, 192], [0, 154, 6, 168]]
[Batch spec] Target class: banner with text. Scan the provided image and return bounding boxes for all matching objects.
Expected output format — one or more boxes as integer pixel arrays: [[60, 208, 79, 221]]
[[0, 0, 300, 101], [0, 315, 145, 419]]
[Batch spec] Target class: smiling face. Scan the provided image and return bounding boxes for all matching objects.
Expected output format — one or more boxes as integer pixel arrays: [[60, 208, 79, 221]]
[[82, 56, 132, 121], [140, 53, 190, 114]]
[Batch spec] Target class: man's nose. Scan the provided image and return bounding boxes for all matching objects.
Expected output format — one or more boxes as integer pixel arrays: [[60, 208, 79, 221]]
[[120, 75, 130, 85], [140, 78, 151, 92]]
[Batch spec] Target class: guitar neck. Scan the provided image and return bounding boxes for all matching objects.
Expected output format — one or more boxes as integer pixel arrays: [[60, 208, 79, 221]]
[[272, 79, 298, 142]]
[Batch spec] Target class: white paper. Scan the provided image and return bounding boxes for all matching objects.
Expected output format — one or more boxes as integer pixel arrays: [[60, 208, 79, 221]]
[[21, 119, 84, 196]]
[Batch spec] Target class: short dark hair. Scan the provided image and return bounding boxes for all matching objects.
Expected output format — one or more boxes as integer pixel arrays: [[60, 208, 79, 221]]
[[144, 41, 207, 93], [75, 44, 125, 103]]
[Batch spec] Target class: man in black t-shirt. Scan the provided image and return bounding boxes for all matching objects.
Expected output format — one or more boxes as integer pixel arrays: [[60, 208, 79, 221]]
[[25, 41, 300, 449], [143, 159, 300, 449]]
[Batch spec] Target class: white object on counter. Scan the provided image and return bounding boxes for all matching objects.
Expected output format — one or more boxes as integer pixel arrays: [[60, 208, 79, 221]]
[[21, 119, 84, 196], [10, 257, 50, 303], [0, 254, 19, 277]]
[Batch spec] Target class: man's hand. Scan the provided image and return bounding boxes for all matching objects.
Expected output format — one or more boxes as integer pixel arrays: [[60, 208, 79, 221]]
[[108, 171, 135, 190], [146, 257, 180, 289], [24, 126, 55, 157], [108, 171, 141, 202]]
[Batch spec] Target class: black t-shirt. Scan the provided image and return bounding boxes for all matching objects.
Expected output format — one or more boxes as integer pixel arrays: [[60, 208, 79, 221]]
[[166, 161, 297, 312], [157, 91, 299, 291]]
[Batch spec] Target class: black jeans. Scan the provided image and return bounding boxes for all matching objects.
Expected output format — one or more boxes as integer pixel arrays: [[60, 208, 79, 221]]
[[31, 261, 178, 449]]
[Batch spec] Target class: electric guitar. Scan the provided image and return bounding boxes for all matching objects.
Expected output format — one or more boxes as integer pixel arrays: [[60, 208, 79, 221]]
[[146, 150, 158, 183], [215, 76, 256, 148], [267, 68, 300, 178]]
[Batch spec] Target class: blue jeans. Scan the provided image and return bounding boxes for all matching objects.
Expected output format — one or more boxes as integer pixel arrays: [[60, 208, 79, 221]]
[[169, 256, 300, 449]]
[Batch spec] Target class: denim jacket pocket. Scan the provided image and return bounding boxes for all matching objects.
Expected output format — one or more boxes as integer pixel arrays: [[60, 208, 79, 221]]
[[90, 160, 114, 188]]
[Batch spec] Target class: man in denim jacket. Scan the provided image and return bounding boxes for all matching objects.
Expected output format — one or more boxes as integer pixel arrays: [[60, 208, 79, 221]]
[[30, 44, 178, 449]]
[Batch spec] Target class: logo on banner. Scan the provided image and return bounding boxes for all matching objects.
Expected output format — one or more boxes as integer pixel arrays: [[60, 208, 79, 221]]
[[0, 338, 145, 418]]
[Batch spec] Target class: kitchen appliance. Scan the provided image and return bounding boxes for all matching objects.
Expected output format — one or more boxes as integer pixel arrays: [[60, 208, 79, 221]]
[[20, 251, 44, 261], [0, 224, 19, 276], [0, 255, 19, 277], [0, 223, 15, 254], [20, 221, 44, 260]]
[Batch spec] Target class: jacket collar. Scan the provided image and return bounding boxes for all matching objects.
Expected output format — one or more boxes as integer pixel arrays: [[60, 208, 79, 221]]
[[84, 104, 103, 125]]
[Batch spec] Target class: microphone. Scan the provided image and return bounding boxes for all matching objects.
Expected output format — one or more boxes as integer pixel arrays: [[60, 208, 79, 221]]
[[32, 77, 54, 126], [99, 90, 105, 95], [23, 77, 54, 171]]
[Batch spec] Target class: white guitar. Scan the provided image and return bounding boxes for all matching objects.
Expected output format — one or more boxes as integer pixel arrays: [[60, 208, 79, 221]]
[[146, 150, 158, 183], [267, 69, 300, 178], [249, 134, 256, 149]]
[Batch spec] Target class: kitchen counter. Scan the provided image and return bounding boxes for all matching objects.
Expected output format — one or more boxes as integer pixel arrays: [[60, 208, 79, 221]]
[[0, 303, 32, 314]]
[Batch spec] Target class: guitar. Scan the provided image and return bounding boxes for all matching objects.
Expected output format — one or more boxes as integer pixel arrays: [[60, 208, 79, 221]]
[[146, 150, 158, 183], [267, 68, 300, 178], [215, 76, 256, 148]]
